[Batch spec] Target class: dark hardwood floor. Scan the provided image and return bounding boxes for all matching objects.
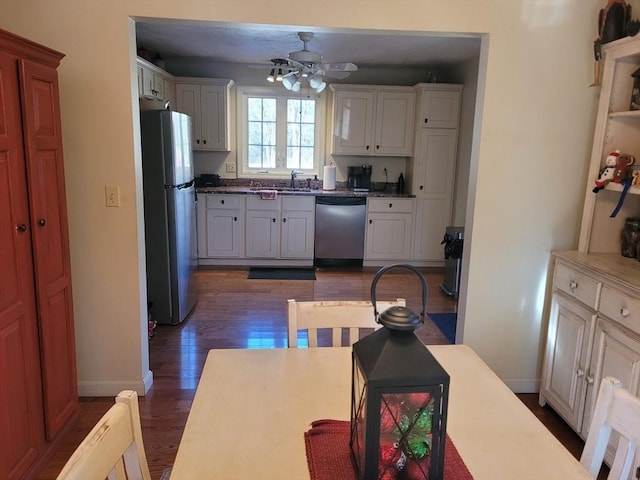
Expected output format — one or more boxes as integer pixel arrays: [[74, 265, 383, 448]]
[[38, 267, 600, 479]]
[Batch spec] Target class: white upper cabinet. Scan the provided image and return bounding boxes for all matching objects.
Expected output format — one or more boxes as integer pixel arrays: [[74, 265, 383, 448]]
[[136, 57, 173, 100], [417, 88, 461, 128], [330, 85, 416, 156], [175, 78, 234, 151]]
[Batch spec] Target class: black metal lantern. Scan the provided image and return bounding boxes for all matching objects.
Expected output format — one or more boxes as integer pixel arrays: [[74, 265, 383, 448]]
[[350, 264, 450, 480]]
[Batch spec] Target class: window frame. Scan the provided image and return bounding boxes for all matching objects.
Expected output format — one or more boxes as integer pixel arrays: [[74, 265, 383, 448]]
[[236, 85, 326, 179]]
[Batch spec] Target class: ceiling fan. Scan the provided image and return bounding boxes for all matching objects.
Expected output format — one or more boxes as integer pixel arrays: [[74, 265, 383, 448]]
[[250, 32, 358, 93]]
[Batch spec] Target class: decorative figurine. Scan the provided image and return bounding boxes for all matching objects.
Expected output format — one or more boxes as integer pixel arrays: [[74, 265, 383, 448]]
[[591, 0, 632, 86], [593, 150, 620, 192]]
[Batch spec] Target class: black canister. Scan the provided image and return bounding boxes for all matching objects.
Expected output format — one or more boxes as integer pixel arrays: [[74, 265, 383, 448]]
[[621, 217, 640, 258]]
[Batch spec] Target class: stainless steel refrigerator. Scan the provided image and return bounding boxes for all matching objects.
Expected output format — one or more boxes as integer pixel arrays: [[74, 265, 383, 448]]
[[141, 110, 197, 324]]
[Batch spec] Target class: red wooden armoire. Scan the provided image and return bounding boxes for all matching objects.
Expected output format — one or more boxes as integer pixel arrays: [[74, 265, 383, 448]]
[[0, 28, 78, 479]]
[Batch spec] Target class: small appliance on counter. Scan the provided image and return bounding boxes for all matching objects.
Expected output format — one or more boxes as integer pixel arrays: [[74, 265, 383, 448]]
[[347, 164, 372, 191], [441, 226, 464, 298], [195, 174, 221, 188]]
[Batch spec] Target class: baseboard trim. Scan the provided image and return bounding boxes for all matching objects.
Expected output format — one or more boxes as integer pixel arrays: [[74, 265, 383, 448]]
[[78, 369, 154, 397], [503, 378, 540, 394]]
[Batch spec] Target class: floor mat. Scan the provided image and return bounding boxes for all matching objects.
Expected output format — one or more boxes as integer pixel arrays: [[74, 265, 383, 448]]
[[427, 312, 457, 344], [248, 267, 316, 280]]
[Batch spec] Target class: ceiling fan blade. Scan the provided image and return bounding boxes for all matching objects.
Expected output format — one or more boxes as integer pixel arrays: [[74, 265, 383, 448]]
[[321, 71, 352, 80], [318, 62, 358, 72], [248, 64, 276, 69]]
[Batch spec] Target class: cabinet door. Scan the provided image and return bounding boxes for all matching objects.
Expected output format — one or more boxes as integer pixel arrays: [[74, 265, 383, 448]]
[[331, 90, 375, 155], [0, 51, 46, 480], [539, 294, 595, 432], [200, 84, 228, 151], [582, 318, 640, 438], [374, 91, 415, 156], [197, 195, 244, 258], [418, 90, 461, 128], [176, 84, 202, 148], [246, 209, 279, 258], [411, 129, 457, 261], [20, 59, 78, 439], [365, 213, 413, 260], [281, 201, 315, 259]]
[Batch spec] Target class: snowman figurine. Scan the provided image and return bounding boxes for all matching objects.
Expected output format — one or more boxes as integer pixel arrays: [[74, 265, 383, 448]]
[[593, 150, 620, 192]]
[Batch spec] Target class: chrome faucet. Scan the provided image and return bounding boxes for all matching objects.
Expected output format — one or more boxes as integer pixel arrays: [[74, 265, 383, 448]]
[[290, 170, 298, 189]]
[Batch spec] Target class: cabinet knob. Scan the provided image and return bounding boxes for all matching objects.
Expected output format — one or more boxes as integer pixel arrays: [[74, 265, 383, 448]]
[[196, 139, 200, 144], [369, 219, 373, 224], [366, 145, 370, 150], [586, 375, 594, 385], [16, 224, 27, 233], [234, 217, 237, 222], [620, 307, 630, 318], [283, 218, 287, 223], [389, 203, 393, 208], [376, 145, 380, 150], [576, 368, 584, 378], [424, 118, 428, 124], [203, 140, 207, 145], [38, 219, 46, 227], [221, 199, 225, 205], [272, 218, 276, 223], [420, 185, 424, 190], [569, 280, 578, 290]]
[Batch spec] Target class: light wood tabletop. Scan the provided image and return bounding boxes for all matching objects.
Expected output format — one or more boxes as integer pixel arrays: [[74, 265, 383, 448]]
[[170, 345, 591, 480]]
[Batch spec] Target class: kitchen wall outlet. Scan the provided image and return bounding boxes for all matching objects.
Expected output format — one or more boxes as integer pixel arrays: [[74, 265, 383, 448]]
[[225, 162, 236, 173], [105, 184, 120, 207]]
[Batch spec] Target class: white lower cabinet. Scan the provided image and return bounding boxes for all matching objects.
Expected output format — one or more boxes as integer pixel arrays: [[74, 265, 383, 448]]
[[245, 197, 280, 258], [197, 195, 244, 258], [364, 198, 414, 262], [280, 197, 315, 259], [540, 253, 640, 476]]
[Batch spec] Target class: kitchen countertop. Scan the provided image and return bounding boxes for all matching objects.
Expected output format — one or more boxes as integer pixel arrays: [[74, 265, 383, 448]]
[[196, 186, 414, 198]]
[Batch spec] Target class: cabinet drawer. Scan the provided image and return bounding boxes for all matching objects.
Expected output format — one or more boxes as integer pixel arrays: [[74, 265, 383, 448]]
[[554, 262, 600, 310], [368, 198, 414, 213], [599, 286, 640, 335], [205, 195, 244, 209], [246, 196, 281, 210], [282, 196, 314, 212]]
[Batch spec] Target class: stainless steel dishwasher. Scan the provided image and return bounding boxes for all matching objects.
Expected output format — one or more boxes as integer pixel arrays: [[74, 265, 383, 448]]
[[314, 196, 367, 267]]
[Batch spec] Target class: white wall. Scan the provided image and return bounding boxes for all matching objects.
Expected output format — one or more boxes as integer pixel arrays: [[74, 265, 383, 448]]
[[1, 0, 629, 394]]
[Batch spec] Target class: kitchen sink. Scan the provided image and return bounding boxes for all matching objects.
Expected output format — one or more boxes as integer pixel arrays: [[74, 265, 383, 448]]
[[250, 187, 311, 193]]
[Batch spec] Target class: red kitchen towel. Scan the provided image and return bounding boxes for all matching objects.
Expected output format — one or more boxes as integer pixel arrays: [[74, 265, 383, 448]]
[[304, 419, 473, 480]]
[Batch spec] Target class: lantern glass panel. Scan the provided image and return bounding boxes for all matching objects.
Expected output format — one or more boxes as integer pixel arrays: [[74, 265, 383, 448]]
[[351, 360, 367, 470], [379, 392, 437, 479]]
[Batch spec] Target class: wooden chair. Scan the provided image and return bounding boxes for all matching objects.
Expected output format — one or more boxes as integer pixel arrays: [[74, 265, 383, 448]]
[[286, 298, 406, 348], [57, 390, 151, 480], [579, 377, 640, 480]]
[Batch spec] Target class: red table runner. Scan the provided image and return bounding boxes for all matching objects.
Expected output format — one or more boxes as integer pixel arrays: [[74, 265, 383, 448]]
[[304, 419, 473, 480]]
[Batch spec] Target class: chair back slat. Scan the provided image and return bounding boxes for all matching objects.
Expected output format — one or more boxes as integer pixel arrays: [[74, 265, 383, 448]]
[[287, 299, 406, 348], [57, 390, 151, 480], [579, 377, 640, 480]]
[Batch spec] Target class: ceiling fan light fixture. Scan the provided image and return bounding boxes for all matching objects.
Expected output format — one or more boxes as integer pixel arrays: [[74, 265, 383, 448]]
[[267, 68, 275, 83], [282, 72, 299, 91], [276, 68, 283, 82]]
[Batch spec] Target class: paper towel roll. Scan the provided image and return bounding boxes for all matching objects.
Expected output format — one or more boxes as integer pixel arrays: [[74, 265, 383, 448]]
[[323, 165, 336, 190]]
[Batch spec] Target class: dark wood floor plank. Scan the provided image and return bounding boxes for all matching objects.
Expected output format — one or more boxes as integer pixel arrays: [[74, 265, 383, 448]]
[[37, 267, 599, 479]]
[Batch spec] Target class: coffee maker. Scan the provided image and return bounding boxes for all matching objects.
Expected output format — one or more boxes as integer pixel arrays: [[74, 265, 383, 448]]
[[347, 165, 372, 191]]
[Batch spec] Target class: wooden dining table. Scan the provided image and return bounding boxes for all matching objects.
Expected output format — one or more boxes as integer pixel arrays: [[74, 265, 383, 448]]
[[169, 345, 592, 479]]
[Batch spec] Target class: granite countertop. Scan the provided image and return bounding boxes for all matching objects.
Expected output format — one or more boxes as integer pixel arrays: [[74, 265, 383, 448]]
[[196, 186, 414, 198]]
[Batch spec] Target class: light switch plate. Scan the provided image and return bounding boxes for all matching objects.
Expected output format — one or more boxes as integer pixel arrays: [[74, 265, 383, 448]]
[[105, 185, 120, 207]]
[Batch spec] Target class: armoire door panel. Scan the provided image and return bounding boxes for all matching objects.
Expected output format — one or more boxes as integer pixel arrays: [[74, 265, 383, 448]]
[[18, 58, 77, 439], [0, 51, 46, 480]]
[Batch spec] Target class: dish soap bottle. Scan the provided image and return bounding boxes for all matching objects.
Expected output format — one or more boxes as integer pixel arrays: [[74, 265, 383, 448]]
[[312, 175, 319, 190], [396, 173, 405, 194]]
